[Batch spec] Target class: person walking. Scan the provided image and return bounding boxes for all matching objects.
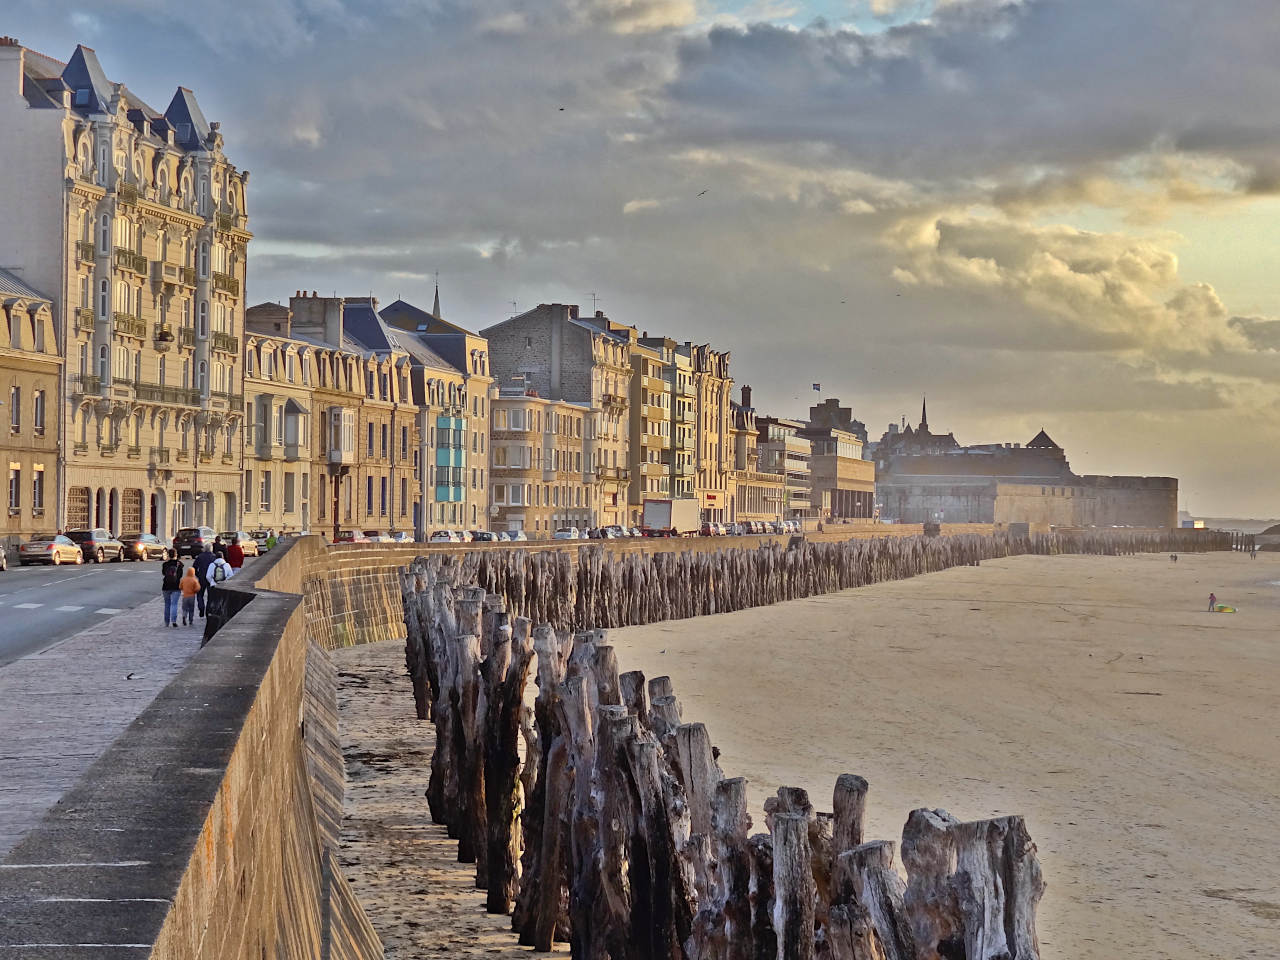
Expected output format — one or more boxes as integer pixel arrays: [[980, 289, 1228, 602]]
[[1208, 592, 1217, 612], [193, 543, 216, 618], [212, 535, 227, 560], [266, 528, 278, 551], [227, 536, 245, 571], [179, 566, 201, 626], [210, 553, 235, 584], [160, 549, 183, 628]]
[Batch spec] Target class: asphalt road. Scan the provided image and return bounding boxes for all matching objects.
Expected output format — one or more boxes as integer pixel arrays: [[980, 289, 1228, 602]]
[[0, 556, 173, 667]]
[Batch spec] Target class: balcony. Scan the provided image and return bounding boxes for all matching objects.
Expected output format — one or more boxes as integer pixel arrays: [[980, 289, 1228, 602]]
[[222, 453, 235, 465], [642, 403, 667, 421], [76, 240, 96, 263], [212, 271, 240, 296], [100, 442, 118, 457], [179, 327, 195, 348], [209, 391, 244, 412], [126, 444, 142, 459], [211, 330, 239, 354], [199, 450, 213, 463], [150, 446, 171, 465], [596, 465, 630, 481], [601, 392, 627, 410], [73, 441, 88, 456], [150, 260, 190, 290], [76, 309, 96, 333], [70, 374, 103, 396], [642, 375, 670, 392], [182, 265, 196, 286], [176, 449, 190, 462], [677, 406, 696, 424], [114, 247, 147, 275], [642, 431, 671, 450], [152, 324, 176, 351], [216, 211, 237, 232], [134, 381, 201, 406], [117, 181, 138, 204], [113, 313, 147, 339]]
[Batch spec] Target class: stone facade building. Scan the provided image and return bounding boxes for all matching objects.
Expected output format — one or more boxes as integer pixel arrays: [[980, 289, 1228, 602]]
[[729, 386, 784, 523], [490, 383, 594, 536], [0, 40, 248, 536], [873, 404, 1178, 527], [380, 294, 492, 534], [757, 415, 814, 519], [802, 398, 875, 520], [628, 338, 673, 515], [482, 304, 631, 528], [1, 271, 61, 551], [687, 343, 733, 524]]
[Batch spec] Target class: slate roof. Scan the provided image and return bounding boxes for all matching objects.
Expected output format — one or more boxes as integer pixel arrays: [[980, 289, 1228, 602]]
[[380, 298, 473, 336], [164, 87, 211, 150], [0, 269, 51, 303], [61, 44, 113, 114], [1027, 429, 1060, 449]]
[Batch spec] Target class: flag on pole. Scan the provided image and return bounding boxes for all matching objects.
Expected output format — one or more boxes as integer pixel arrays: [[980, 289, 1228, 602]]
[[812, 383, 821, 392]]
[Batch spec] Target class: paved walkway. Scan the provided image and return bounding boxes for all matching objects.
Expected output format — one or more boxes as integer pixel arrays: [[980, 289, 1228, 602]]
[[0, 598, 203, 858]]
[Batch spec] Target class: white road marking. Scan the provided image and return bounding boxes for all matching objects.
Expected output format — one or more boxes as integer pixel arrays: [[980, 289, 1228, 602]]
[[95, 607, 124, 615], [40, 573, 96, 587], [55, 605, 85, 612], [14, 602, 43, 609]]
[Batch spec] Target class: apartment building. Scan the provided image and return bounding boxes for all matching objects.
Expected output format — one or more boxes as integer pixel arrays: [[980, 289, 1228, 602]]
[[481, 304, 631, 528], [490, 383, 594, 535], [0, 40, 249, 536], [381, 293, 492, 534], [802, 398, 875, 520], [628, 338, 672, 518], [757, 415, 815, 519], [686, 343, 734, 524], [729, 386, 784, 523], [1, 272, 62, 551]]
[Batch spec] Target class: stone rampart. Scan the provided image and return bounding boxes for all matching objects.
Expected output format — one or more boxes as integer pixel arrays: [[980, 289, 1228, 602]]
[[0, 570, 382, 957]]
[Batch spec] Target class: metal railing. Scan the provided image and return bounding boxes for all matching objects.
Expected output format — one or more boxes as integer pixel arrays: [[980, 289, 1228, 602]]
[[211, 330, 239, 354], [209, 390, 244, 411], [182, 265, 196, 286], [176, 449, 190, 462], [76, 240, 96, 262], [215, 212, 236, 232], [126, 444, 142, 459], [100, 442, 118, 456], [179, 327, 195, 348], [73, 441, 88, 455], [113, 313, 147, 339], [114, 247, 147, 275], [198, 450, 213, 463], [150, 446, 171, 464], [212, 271, 240, 296], [133, 381, 201, 405], [76, 309, 96, 332], [70, 374, 102, 395], [118, 182, 138, 204]]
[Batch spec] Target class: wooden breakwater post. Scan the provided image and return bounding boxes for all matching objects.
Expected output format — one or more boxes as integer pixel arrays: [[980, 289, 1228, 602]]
[[399, 559, 1059, 959]]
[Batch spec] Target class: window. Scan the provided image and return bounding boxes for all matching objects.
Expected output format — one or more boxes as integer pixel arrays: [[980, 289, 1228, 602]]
[[400, 477, 407, 515], [366, 475, 374, 513], [260, 470, 272, 511], [197, 360, 207, 394], [198, 301, 208, 338], [7, 468, 19, 513], [98, 279, 109, 318], [198, 241, 209, 278], [33, 390, 45, 435], [99, 214, 109, 252], [381, 423, 388, 459], [274, 406, 284, 445], [98, 345, 108, 379], [400, 425, 408, 460], [380, 476, 387, 516], [367, 421, 375, 456], [284, 472, 296, 513], [8, 387, 18, 433], [32, 467, 44, 513], [287, 354, 295, 383]]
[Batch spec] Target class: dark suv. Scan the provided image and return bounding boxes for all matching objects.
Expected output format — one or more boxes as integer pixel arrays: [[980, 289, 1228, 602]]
[[64, 528, 126, 563], [173, 526, 216, 557]]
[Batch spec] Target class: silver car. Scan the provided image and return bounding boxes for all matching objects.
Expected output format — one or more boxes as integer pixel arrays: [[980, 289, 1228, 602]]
[[18, 534, 85, 566]]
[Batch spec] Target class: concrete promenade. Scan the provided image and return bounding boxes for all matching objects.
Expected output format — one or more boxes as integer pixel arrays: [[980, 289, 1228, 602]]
[[0, 598, 203, 858]]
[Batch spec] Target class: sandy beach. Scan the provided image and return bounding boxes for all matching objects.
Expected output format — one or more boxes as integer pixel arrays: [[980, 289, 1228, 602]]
[[336, 550, 1279, 958]]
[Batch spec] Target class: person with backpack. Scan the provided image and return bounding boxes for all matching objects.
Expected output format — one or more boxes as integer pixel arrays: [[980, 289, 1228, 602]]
[[210, 554, 235, 584], [226, 536, 244, 571], [192, 544, 216, 618], [160, 549, 183, 628], [179, 566, 201, 626]]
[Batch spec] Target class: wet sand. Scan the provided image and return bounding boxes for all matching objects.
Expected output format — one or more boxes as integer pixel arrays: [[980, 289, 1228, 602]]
[[336, 550, 1280, 958]]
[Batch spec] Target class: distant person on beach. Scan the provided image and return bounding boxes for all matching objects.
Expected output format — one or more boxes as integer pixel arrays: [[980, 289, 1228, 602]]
[[1208, 592, 1217, 612], [1170, 554, 1178, 563]]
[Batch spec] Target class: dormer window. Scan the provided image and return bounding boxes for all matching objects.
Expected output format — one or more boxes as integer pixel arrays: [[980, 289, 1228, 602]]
[[74, 88, 91, 107], [176, 122, 191, 141]]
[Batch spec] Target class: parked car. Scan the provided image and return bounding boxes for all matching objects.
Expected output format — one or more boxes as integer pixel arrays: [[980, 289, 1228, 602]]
[[333, 530, 371, 544], [173, 526, 215, 557], [18, 534, 84, 566], [454, 530, 474, 543], [428, 530, 461, 543], [120, 532, 168, 561], [553, 527, 580, 540], [470, 531, 499, 543], [0, 542, 5, 571], [388, 531, 414, 544], [248, 529, 273, 551], [700, 521, 719, 537], [219, 530, 260, 556], [361, 530, 393, 543], [64, 528, 125, 563], [507, 530, 528, 542]]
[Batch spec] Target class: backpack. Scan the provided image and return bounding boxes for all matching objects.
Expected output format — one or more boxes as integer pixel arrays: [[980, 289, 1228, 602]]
[[212, 561, 227, 583]]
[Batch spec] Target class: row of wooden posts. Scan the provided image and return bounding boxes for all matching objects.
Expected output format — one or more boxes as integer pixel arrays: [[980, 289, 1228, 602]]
[[400, 551, 1049, 959], [397, 530, 1232, 958]]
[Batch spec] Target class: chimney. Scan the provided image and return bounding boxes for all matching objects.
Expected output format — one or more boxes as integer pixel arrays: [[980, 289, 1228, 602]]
[[741, 384, 752, 409], [596, 310, 604, 318], [0, 37, 23, 99], [568, 304, 579, 319]]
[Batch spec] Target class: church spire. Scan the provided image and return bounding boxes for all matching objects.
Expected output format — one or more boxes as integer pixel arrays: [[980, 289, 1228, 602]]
[[432, 281, 441, 320], [920, 394, 928, 433]]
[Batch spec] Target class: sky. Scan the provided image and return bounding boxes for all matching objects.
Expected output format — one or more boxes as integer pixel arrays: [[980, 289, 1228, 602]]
[[11, 0, 1280, 516]]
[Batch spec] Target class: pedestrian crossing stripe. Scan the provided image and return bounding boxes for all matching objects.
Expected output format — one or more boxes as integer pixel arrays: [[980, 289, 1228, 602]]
[[95, 608, 123, 615], [56, 605, 85, 612], [14, 602, 42, 609]]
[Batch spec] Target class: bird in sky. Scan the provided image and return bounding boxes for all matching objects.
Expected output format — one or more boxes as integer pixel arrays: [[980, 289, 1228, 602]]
[[697, 189, 708, 197]]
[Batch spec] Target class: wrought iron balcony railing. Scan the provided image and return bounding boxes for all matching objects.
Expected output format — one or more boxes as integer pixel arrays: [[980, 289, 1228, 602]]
[[113, 312, 147, 339], [212, 271, 240, 296]]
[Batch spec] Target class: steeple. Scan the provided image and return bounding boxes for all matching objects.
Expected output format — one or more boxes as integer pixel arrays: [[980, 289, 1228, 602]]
[[432, 282, 441, 320], [919, 395, 928, 433]]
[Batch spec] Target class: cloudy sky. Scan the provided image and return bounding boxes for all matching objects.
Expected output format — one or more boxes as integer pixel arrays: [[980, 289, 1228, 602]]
[[13, 0, 1280, 515]]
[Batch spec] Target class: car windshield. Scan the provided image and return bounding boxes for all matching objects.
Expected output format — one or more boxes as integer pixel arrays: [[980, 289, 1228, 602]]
[[28, 535, 56, 542], [122, 533, 143, 540], [177, 528, 203, 537], [64, 531, 91, 542]]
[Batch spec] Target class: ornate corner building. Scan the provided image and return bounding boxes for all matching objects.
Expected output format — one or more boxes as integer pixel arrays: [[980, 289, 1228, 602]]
[[0, 39, 248, 536]]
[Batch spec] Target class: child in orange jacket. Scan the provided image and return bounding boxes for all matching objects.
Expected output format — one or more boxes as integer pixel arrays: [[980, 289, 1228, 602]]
[[180, 567, 201, 626]]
